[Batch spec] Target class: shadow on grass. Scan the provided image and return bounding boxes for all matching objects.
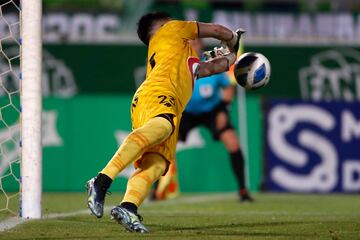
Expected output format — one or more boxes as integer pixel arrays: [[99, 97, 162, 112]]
[[33, 217, 318, 238], [148, 220, 317, 237]]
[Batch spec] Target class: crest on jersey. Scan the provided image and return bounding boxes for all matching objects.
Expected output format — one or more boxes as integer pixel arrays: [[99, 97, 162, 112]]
[[187, 56, 200, 89]]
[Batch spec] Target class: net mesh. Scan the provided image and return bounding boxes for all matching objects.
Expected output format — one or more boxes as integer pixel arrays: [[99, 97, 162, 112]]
[[0, 0, 21, 216]]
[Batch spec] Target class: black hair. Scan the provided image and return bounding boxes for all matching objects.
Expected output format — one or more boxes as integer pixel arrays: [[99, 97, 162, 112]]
[[137, 11, 171, 46]]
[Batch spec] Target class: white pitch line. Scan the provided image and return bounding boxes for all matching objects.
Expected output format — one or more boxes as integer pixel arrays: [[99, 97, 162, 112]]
[[0, 217, 28, 232], [0, 193, 235, 232], [0, 210, 92, 232]]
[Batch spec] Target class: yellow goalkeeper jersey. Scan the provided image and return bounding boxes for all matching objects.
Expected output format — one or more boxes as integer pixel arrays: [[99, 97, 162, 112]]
[[135, 20, 200, 116]]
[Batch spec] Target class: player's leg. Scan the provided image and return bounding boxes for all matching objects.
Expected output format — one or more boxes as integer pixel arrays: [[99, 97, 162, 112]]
[[86, 115, 173, 218], [214, 111, 254, 202], [101, 115, 173, 179], [152, 111, 195, 200], [110, 153, 167, 233], [123, 153, 168, 206], [110, 116, 180, 233], [152, 161, 178, 200]]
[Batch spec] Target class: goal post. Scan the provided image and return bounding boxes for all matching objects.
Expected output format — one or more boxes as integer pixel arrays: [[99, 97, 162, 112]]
[[20, 0, 42, 219]]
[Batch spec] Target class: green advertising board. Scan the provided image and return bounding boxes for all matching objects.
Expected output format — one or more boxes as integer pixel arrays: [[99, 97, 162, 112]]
[[0, 95, 263, 192], [42, 95, 263, 192]]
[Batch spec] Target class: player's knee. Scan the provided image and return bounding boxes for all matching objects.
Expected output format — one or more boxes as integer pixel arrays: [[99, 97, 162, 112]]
[[215, 112, 228, 129], [220, 130, 240, 152], [152, 156, 167, 176], [142, 153, 168, 179], [227, 143, 240, 153]]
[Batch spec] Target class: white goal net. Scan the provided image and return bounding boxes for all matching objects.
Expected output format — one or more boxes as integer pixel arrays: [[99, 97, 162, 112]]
[[0, 0, 21, 216]]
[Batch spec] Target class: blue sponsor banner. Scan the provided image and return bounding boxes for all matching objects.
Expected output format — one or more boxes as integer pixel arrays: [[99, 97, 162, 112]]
[[266, 100, 360, 193]]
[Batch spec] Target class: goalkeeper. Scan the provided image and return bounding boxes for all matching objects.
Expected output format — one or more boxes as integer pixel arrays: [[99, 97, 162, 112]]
[[153, 39, 253, 202], [86, 11, 244, 233]]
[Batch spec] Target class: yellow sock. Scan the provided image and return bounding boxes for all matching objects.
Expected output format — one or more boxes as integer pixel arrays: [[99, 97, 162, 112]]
[[122, 153, 167, 206], [155, 161, 180, 200], [101, 117, 172, 179]]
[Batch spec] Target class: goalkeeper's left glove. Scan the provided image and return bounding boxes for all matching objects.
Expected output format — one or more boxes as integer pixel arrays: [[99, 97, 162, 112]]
[[223, 28, 245, 53]]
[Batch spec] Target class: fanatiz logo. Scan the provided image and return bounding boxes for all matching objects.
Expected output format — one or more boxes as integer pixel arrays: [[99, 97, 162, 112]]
[[266, 100, 360, 192], [299, 49, 360, 101], [0, 48, 77, 98]]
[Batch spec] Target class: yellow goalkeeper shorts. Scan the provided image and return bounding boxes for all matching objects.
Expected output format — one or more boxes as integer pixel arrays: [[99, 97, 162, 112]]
[[130, 90, 181, 170]]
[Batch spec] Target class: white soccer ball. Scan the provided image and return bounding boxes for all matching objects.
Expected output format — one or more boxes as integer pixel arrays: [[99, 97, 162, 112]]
[[233, 52, 271, 90]]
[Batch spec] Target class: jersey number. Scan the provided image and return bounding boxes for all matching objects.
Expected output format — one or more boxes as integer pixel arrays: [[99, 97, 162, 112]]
[[149, 53, 156, 69], [132, 96, 139, 109], [158, 95, 175, 107]]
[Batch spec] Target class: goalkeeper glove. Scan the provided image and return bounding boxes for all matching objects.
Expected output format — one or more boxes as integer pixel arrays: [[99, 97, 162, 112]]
[[203, 46, 236, 66], [223, 28, 245, 53]]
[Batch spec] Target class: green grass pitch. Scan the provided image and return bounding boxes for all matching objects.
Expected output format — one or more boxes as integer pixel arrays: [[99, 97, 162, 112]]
[[0, 193, 359, 239]]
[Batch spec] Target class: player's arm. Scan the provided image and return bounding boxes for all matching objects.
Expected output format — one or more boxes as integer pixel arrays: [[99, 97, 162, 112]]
[[222, 86, 234, 103], [197, 22, 244, 52]]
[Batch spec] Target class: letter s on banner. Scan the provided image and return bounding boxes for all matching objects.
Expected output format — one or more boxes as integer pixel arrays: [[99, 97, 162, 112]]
[[267, 101, 338, 192]]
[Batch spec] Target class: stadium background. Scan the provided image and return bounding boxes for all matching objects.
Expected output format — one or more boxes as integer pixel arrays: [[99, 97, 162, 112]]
[[2, 0, 360, 194]]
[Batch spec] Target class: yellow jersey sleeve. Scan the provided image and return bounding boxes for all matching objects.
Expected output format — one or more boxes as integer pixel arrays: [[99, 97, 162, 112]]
[[167, 20, 198, 40]]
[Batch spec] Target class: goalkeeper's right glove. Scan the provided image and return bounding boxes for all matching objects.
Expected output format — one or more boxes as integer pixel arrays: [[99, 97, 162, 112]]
[[203, 46, 231, 60], [203, 46, 236, 68], [223, 28, 245, 53]]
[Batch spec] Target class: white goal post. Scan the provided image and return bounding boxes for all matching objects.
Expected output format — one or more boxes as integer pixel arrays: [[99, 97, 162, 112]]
[[20, 0, 42, 219]]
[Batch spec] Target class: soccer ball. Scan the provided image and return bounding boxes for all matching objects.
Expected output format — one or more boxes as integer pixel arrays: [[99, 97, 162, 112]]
[[233, 52, 271, 90]]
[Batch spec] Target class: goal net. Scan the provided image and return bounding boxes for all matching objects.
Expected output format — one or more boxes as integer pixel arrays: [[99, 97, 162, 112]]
[[0, 0, 21, 217], [0, 0, 42, 219]]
